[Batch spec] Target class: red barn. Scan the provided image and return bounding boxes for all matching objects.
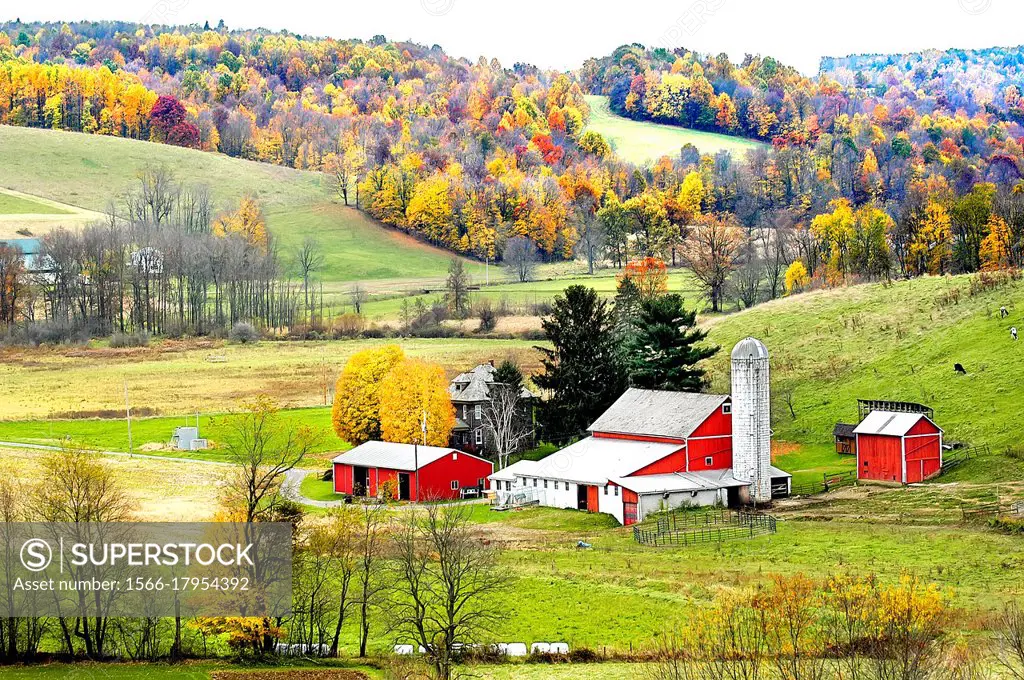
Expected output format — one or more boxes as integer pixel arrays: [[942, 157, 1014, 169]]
[[332, 441, 493, 501], [854, 411, 943, 484]]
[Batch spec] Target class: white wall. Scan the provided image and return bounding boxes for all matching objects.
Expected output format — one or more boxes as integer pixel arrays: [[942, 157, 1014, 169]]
[[638, 489, 723, 521], [597, 483, 624, 525]]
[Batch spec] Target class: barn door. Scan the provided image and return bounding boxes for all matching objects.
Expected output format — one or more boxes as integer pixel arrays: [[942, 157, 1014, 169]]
[[623, 502, 638, 526]]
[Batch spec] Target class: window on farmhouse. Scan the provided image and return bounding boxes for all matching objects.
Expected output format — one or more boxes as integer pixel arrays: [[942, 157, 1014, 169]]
[[475, 404, 482, 419], [532, 478, 537, 487], [463, 405, 467, 419], [475, 429, 483, 445]]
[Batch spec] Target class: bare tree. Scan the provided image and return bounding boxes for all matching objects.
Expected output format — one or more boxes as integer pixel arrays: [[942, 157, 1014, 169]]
[[483, 380, 532, 470], [294, 509, 359, 656], [350, 283, 368, 315], [444, 258, 472, 319], [681, 215, 742, 313], [355, 503, 389, 658], [998, 604, 1024, 680], [296, 237, 325, 318], [390, 502, 502, 680], [0, 472, 23, 661], [221, 396, 319, 523], [503, 236, 538, 283], [731, 232, 763, 309]]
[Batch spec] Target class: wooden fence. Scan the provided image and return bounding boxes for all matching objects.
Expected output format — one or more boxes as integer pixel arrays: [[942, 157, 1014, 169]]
[[942, 444, 987, 474], [633, 509, 777, 547], [789, 470, 857, 497]]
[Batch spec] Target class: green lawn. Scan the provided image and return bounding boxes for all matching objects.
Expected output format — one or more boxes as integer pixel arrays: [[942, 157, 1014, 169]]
[[0, 126, 471, 285], [0, 190, 72, 215], [585, 95, 767, 165], [302, 472, 341, 499], [0, 661, 383, 679], [704, 274, 1024, 459], [359, 268, 702, 321]]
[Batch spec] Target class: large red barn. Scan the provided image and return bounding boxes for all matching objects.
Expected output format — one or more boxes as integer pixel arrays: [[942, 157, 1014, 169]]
[[854, 411, 943, 484], [333, 441, 493, 501]]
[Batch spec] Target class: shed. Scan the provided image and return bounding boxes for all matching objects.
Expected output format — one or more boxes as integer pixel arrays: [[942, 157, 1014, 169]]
[[833, 423, 857, 454], [332, 441, 493, 501], [854, 411, 943, 484]]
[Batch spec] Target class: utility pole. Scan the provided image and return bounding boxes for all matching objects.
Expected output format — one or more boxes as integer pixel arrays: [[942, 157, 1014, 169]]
[[124, 378, 133, 458], [414, 410, 427, 503]]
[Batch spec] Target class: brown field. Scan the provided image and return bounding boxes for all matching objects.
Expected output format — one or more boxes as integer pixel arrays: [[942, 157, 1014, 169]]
[[0, 337, 543, 419], [0, 446, 230, 520]]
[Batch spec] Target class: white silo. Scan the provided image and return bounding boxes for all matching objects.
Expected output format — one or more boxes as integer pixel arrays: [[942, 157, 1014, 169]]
[[731, 337, 771, 504]]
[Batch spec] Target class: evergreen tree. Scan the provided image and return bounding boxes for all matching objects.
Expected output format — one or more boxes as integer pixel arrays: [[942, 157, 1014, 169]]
[[493, 359, 523, 389], [535, 285, 625, 441], [624, 293, 718, 391]]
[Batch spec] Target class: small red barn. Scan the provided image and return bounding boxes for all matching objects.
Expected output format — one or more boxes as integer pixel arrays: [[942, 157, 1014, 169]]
[[854, 411, 943, 484], [332, 441, 493, 501]]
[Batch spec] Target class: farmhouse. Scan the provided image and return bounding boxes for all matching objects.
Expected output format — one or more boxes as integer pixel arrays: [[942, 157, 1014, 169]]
[[489, 338, 791, 525], [332, 441, 493, 501], [448, 362, 535, 455], [855, 411, 943, 484]]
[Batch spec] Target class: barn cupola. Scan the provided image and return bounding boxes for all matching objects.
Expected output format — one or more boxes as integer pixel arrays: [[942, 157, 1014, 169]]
[[731, 337, 772, 503]]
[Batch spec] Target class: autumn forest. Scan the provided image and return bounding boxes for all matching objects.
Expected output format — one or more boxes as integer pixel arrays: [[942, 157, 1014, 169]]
[[3, 21, 1024, 306]]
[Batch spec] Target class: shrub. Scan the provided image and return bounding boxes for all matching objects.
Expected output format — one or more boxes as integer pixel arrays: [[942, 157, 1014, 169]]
[[332, 313, 366, 338], [228, 321, 260, 344], [477, 304, 497, 333], [109, 331, 150, 348]]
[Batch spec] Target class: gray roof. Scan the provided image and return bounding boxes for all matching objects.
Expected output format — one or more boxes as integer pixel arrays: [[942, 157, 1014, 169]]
[[332, 441, 483, 472], [732, 337, 769, 360], [488, 459, 539, 482], [833, 423, 857, 439], [449, 363, 535, 403], [588, 388, 730, 440], [854, 411, 943, 437], [525, 436, 682, 485]]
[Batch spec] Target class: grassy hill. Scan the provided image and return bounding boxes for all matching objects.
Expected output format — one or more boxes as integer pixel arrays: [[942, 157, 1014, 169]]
[[703, 273, 1024, 468], [584, 95, 767, 165], [0, 125, 481, 284]]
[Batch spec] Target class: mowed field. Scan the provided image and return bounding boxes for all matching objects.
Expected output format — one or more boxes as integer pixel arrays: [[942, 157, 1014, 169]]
[[584, 95, 767, 165], [0, 125, 481, 284], [0, 187, 105, 239]]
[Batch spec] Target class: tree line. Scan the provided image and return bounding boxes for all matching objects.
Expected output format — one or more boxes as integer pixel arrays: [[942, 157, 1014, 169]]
[[0, 167, 302, 338]]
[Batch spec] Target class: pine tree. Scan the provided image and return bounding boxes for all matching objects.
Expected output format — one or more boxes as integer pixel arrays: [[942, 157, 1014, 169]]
[[535, 285, 625, 442], [623, 293, 718, 392]]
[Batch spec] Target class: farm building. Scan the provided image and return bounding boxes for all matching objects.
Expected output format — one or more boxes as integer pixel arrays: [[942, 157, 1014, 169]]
[[854, 411, 943, 484], [448, 362, 536, 455], [488, 338, 791, 525], [332, 441, 493, 501]]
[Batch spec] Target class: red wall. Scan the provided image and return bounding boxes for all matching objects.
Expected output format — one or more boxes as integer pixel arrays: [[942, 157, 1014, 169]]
[[904, 419, 942, 483], [419, 451, 493, 501], [687, 405, 733, 471], [333, 462, 353, 494], [858, 419, 942, 484], [858, 434, 904, 483], [332, 451, 493, 501], [630, 448, 687, 475]]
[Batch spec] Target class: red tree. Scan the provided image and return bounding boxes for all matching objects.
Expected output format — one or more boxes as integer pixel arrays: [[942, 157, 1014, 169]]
[[150, 95, 187, 138]]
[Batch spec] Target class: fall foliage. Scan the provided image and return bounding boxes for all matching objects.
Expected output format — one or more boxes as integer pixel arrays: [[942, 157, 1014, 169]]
[[331, 345, 405, 446], [378, 358, 456, 446]]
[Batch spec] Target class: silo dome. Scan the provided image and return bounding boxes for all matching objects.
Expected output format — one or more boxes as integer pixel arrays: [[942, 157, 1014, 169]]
[[731, 337, 770, 361]]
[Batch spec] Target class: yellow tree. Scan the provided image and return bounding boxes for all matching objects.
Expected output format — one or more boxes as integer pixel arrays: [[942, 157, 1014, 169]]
[[213, 196, 269, 252], [910, 201, 953, 275], [980, 215, 1012, 271], [379, 358, 455, 446], [810, 199, 855, 284], [331, 345, 406, 446], [784, 260, 810, 295]]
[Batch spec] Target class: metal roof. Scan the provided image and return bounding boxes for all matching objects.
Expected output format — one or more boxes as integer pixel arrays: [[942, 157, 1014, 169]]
[[488, 459, 539, 482], [853, 411, 942, 437], [519, 436, 683, 486], [449, 364, 535, 403], [588, 388, 729, 440], [833, 423, 858, 438], [332, 441, 470, 472], [731, 337, 769, 361]]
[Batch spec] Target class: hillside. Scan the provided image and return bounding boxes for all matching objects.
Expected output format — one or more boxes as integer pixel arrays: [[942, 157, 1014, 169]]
[[583, 95, 766, 164], [703, 274, 1024, 462], [0, 126, 481, 284]]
